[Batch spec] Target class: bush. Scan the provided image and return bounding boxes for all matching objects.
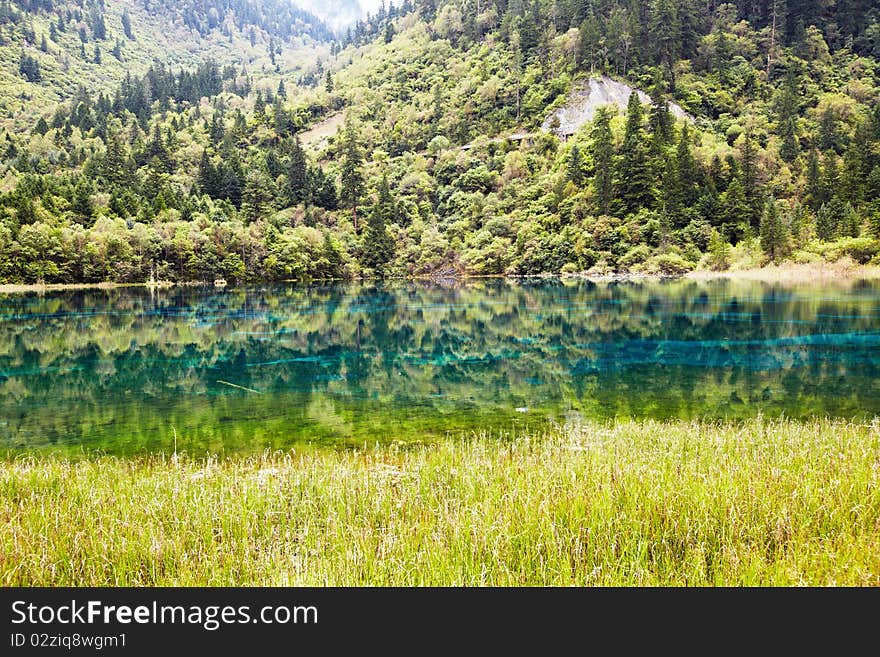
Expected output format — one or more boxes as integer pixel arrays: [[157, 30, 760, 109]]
[[617, 245, 652, 270], [803, 237, 880, 264], [637, 253, 695, 276]]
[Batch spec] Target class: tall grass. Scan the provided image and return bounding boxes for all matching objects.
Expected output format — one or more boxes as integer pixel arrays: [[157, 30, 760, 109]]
[[2, 418, 879, 586]]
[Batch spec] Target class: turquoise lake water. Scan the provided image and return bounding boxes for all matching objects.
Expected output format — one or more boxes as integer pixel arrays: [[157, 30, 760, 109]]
[[2, 277, 879, 455]]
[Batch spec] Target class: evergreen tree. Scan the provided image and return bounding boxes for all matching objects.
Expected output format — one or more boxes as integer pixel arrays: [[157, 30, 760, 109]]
[[241, 168, 271, 223], [675, 124, 698, 208], [321, 230, 344, 278], [816, 198, 844, 240], [721, 177, 750, 244], [648, 74, 673, 149], [590, 107, 614, 215], [840, 119, 870, 206], [706, 229, 731, 271], [805, 149, 823, 209], [71, 177, 94, 224], [286, 137, 308, 205], [759, 198, 788, 262], [616, 92, 654, 216], [818, 106, 839, 153], [102, 126, 128, 185], [340, 121, 366, 217], [822, 152, 840, 207], [18, 53, 41, 82], [566, 144, 584, 185], [122, 8, 134, 40], [361, 174, 395, 275], [197, 150, 218, 197], [739, 133, 762, 228], [312, 167, 338, 210], [780, 118, 799, 164]]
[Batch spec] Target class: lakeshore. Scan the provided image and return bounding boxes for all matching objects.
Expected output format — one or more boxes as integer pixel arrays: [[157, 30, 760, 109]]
[[3, 261, 880, 295], [2, 418, 878, 586]]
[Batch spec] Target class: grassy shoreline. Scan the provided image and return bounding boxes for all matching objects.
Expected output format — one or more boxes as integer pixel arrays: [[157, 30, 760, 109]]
[[2, 417, 878, 586], [2, 262, 880, 294]]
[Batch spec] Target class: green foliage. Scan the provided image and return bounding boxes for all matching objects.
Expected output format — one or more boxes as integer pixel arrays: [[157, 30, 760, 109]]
[[759, 198, 789, 263], [360, 174, 396, 276], [1, 0, 879, 283], [705, 230, 732, 271]]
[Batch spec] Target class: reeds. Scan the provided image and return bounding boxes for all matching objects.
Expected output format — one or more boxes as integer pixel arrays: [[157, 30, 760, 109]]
[[2, 417, 878, 586]]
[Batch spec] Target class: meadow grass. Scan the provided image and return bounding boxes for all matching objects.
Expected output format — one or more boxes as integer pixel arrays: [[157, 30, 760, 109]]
[[2, 417, 879, 586]]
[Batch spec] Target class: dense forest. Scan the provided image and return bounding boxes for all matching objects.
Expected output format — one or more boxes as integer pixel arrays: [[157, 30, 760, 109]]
[[2, 0, 880, 283]]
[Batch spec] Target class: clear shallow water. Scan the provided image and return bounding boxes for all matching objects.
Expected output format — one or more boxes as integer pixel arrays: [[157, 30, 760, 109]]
[[2, 278, 879, 455]]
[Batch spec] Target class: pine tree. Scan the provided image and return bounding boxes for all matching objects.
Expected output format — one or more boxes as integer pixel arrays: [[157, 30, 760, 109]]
[[197, 150, 218, 197], [721, 177, 750, 244], [660, 156, 681, 227], [816, 198, 845, 240], [616, 92, 654, 216], [822, 151, 840, 207], [18, 53, 41, 82], [818, 106, 839, 153], [739, 133, 762, 228], [840, 119, 870, 206], [675, 124, 698, 208], [841, 203, 860, 238], [648, 74, 673, 149], [805, 149, 823, 209], [591, 107, 613, 215], [340, 121, 366, 217], [241, 168, 271, 223], [71, 177, 94, 224], [361, 174, 396, 275], [321, 230, 344, 278], [312, 167, 338, 210], [122, 8, 134, 40], [780, 118, 799, 164], [286, 137, 308, 205], [102, 126, 128, 185], [759, 198, 788, 262], [566, 144, 584, 185]]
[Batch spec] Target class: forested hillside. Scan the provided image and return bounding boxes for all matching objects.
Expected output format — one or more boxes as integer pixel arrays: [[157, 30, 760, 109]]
[[2, 0, 880, 284], [0, 0, 333, 131]]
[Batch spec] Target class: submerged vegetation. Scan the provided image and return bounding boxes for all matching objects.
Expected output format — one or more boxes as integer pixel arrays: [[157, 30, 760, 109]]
[[4, 278, 880, 455], [2, 417, 879, 586]]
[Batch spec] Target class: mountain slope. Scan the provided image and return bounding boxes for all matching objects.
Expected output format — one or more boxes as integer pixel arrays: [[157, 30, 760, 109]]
[[0, 0, 332, 131], [1, 0, 880, 285]]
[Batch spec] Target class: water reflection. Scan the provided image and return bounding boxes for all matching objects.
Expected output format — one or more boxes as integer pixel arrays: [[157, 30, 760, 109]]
[[2, 278, 879, 454]]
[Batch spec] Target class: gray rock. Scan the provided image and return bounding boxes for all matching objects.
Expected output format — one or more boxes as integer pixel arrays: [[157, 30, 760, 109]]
[[543, 75, 692, 138]]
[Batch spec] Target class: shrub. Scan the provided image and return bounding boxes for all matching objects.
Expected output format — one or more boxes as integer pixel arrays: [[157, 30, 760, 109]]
[[638, 253, 695, 276]]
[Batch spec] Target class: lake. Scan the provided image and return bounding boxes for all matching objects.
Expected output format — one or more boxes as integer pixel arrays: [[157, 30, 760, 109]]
[[2, 277, 879, 455]]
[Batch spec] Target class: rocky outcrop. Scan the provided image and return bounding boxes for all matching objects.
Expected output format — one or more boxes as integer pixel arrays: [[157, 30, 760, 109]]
[[542, 76, 691, 138]]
